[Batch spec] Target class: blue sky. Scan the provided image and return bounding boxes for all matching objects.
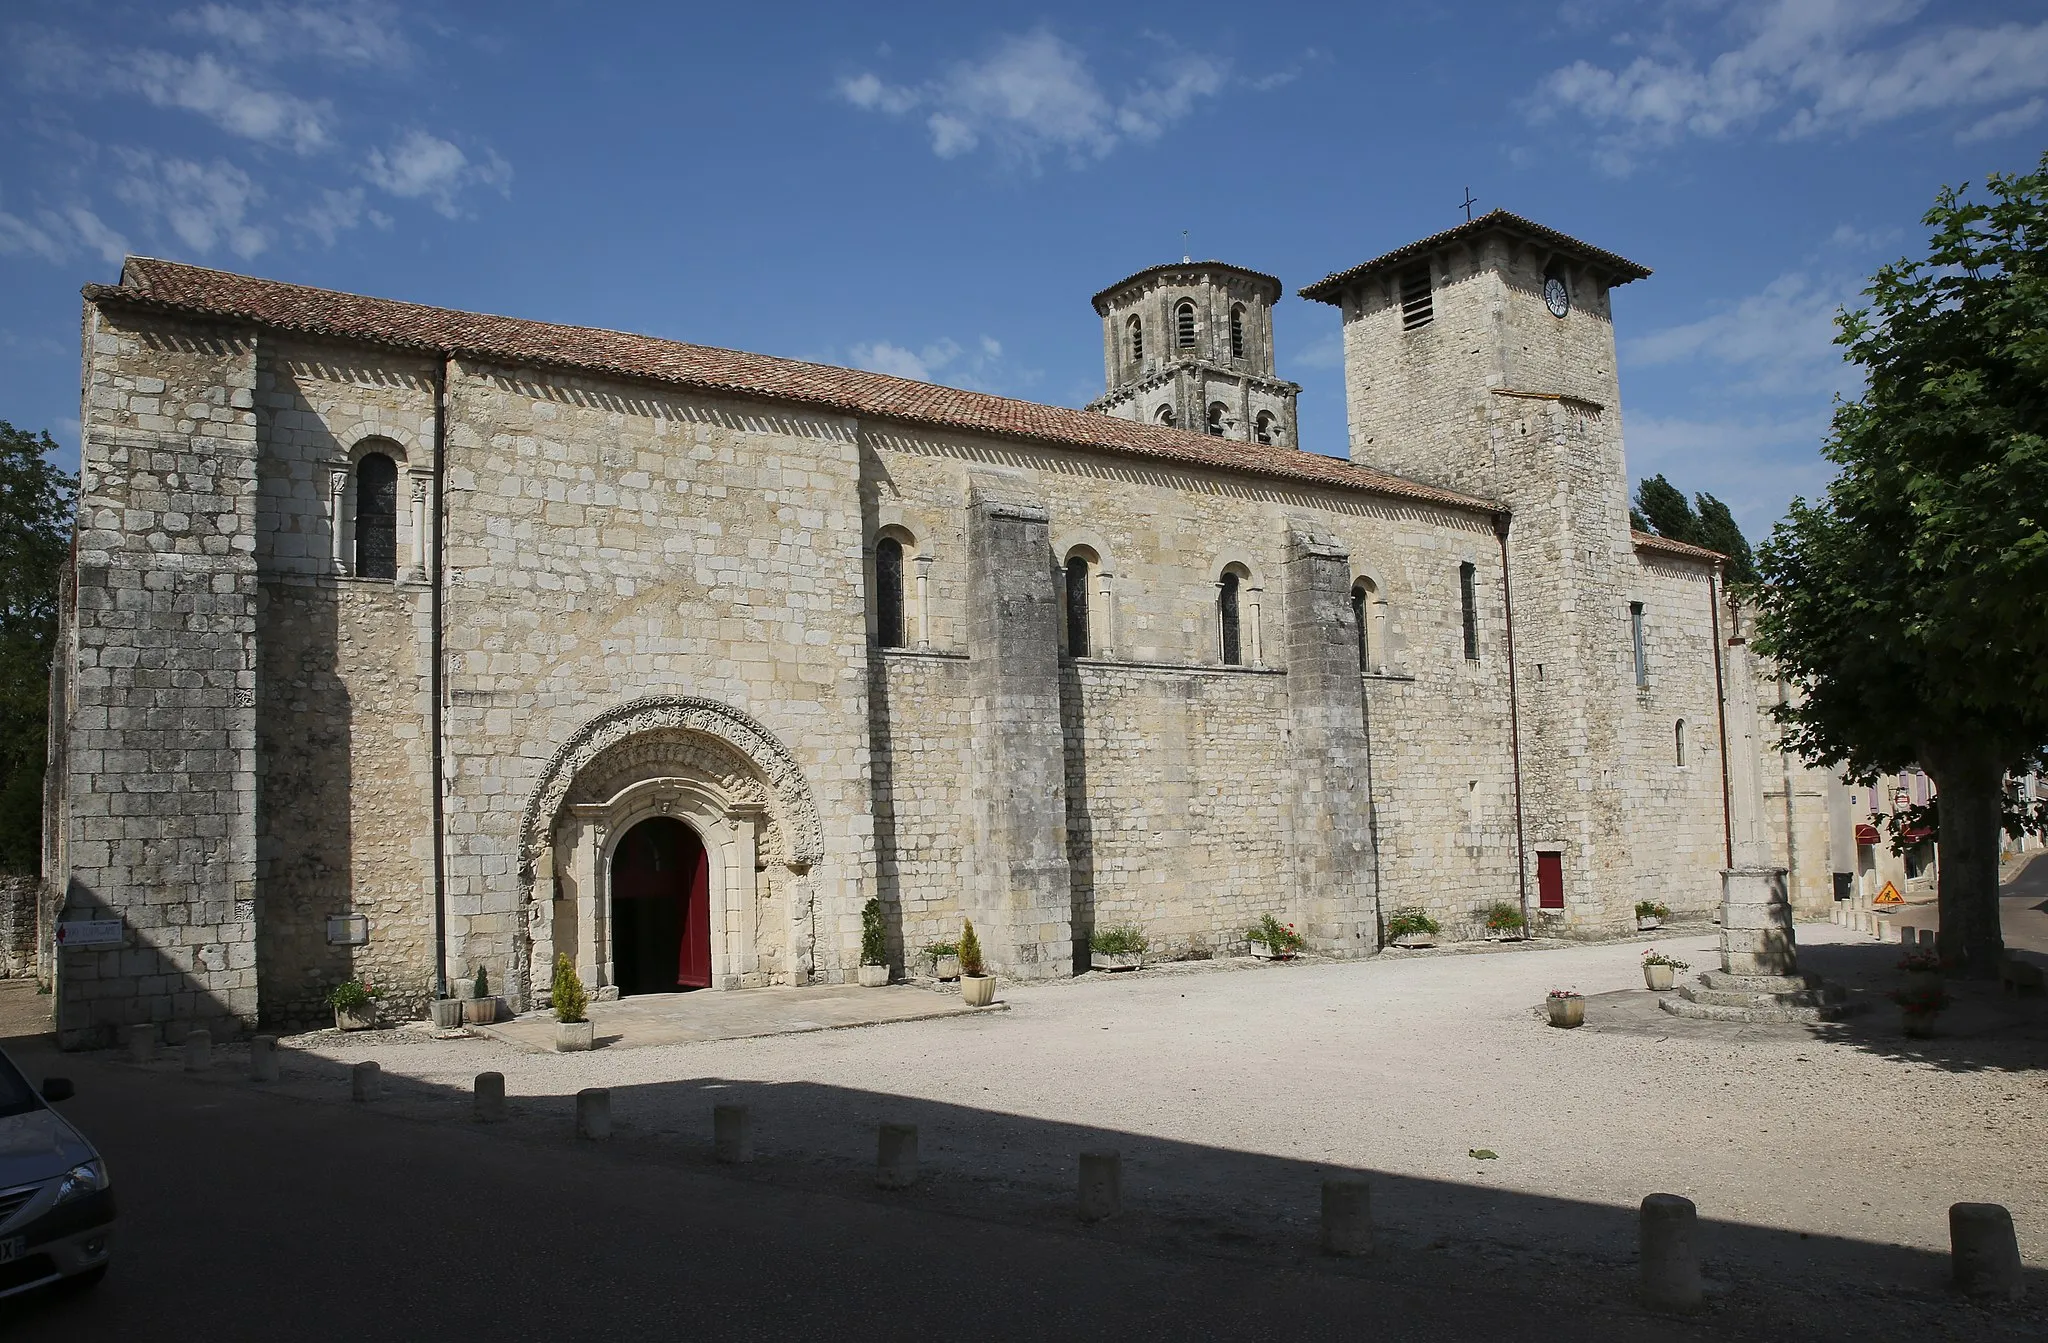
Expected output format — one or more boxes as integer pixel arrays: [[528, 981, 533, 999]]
[[3, 1, 2045, 538]]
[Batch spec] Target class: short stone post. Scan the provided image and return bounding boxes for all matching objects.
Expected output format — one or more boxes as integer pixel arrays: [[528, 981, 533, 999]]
[[876, 1123, 918, 1189], [713, 1104, 753, 1164], [351, 1061, 381, 1102], [1950, 1203, 2025, 1300], [576, 1087, 611, 1140], [128, 1023, 158, 1064], [474, 1072, 506, 1123], [249, 1034, 279, 1082], [1638, 1193, 1704, 1313], [183, 1028, 212, 1072], [1321, 1175, 1373, 1257], [1077, 1150, 1122, 1223]]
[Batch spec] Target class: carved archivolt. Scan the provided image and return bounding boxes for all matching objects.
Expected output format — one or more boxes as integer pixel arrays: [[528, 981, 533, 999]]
[[519, 697, 824, 876]]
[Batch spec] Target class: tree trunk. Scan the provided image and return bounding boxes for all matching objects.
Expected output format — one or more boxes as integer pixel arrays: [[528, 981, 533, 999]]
[[1920, 748, 2006, 980]]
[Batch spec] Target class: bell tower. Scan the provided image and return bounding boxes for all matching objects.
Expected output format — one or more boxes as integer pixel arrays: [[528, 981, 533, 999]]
[[1087, 260, 1301, 447]]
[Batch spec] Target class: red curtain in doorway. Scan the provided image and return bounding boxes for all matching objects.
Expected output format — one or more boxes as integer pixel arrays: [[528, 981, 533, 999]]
[[679, 829, 711, 989]]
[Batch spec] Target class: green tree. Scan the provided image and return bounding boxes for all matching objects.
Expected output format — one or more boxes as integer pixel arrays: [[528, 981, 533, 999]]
[[1751, 152, 2048, 978], [1631, 474, 1758, 583], [1632, 474, 1702, 545], [0, 422, 76, 873]]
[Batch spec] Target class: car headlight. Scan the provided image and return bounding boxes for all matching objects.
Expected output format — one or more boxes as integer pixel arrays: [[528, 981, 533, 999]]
[[52, 1161, 106, 1205]]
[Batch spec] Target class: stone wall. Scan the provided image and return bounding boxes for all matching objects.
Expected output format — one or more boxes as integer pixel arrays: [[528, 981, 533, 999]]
[[0, 876, 36, 979]]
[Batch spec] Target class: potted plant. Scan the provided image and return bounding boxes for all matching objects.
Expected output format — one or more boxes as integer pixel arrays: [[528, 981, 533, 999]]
[[1484, 902, 1527, 941], [1246, 914, 1306, 960], [1897, 948, 1943, 996], [328, 978, 378, 1031], [553, 954, 593, 1052], [430, 994, 463, 1030], [1385, 907, 1441, 949], [924, 940, 961, 981], [958, 919, 995, 1007], [1635, 900, 1670, 931], [1641, 949, 1690, 991], [857, 897, 890, 987], [462, 966, 495, 1026], [1546, 988, 1585, 1028], [1089, 924, 1149, 971], [1891, 981, 1949, 1038]]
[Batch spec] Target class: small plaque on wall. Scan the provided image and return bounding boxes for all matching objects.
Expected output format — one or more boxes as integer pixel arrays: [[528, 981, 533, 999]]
[[326, 914, 370, 946], [56, 919, 125, 948]]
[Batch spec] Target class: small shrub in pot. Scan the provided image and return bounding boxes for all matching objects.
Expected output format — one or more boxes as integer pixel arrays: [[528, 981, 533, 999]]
[[553, 954, 593, 1051], [328, 978, 377, 1031], [959, 919, 995, 1006], [1385, 908, 1441, 947], [1484, 902, 1527, 939], [1245, 914, 1305, 958], [857, 897, 890, 986], [1640, 948, 1689, 991], [1089, 924, 1149, 970]]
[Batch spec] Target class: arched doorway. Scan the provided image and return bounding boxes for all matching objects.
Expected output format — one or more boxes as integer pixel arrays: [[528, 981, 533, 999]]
[[609, 817, 711, 994]]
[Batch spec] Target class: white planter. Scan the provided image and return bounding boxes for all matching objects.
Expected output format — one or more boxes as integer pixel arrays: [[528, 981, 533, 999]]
[[1092, 951, 1143, 972], [857, 964, 890, 988], [555, 1020, 594, 1052], [931, 954, 961, 981], [429, 999, 463, 1029], [1643, 963, 1676, 991], [960, 974, 996, 1007], [334, 1005, 377, 1032], [1638, 916, 1662, 931], [1389, 934, 1436, 949], [1248, 943, 1296, 960], [1547, 996, 1585, 1028]]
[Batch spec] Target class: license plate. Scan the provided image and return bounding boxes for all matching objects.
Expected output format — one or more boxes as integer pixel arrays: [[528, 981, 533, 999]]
[[0, 1238, 20, 1264]]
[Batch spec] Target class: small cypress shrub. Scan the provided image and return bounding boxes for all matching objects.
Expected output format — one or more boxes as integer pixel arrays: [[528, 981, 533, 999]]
[[473, 964, 488, 999], [552, 954, 589, 1024], [860, 897, 887, 967], [959, 918, 985, 977]]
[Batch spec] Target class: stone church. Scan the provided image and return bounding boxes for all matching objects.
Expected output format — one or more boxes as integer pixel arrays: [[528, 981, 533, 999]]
[[44, 209, 1840, 1045]]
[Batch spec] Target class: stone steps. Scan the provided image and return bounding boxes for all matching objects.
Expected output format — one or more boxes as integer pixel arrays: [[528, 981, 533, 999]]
[[1659, 975, 1850, 1024]]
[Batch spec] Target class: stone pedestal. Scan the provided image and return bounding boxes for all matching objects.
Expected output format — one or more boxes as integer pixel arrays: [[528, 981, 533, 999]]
[[1662, 866, 1846, 1023]]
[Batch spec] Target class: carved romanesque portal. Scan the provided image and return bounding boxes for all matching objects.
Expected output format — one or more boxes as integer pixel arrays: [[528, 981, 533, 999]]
[[519, 698, 824, 997]]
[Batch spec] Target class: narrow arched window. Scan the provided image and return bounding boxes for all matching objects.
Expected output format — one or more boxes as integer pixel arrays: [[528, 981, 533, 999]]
[[1674, 719, 1687, 767], [1064, 554, 1091, 658], [1351, 579, 1374, 673], [1175, 300, 1196, 349], [354, 452, 398, 579], [1127, 314, 1143, 363], [1219, 571, 1242, 665], [875, 536, 905, 648], [1154, 405, 1176, 428], [1206, 402, 1226, 437], [1254, 411, 1275, 446], [1230, 304, 1246, 358]]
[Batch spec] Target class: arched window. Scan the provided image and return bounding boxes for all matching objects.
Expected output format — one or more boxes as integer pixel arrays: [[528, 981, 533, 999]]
[[1064, 553, 1091, 658], [1674, 719, 1687, 767], [1230, 304, 1246, 359], [1127, 314, 1144, 363], [1254, 411, 1276, 445], [1154, 405, 1176, 428], [1174, 300, 1196, 349], [1218, 571, 1243, 665], [875, 536, 905, 648], [1351, 579, 1372, 673], [354, 452, 398, 579], [1206, 402, 1227, 437]]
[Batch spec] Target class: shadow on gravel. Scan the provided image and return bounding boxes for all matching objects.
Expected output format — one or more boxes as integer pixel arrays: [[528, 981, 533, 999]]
[[1794, 940, 2048, 1075], [4, 980, 2040, 1343]]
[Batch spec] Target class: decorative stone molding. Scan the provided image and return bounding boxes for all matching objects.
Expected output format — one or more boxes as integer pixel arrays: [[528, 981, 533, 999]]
[[518, 696, 825, 880]]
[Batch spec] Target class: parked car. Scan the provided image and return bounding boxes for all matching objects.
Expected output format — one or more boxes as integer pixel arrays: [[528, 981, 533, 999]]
[[0, 1044, 113, 1298]]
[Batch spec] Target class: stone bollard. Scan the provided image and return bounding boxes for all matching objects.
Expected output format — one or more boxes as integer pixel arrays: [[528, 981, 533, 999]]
[[474, 1072, 506, 1123], [249, 1034, 279, 1082], [876, 1123, 918, 1189], [1950, 1203, 2025, 1300], [128, 1023, 158, 1064], [576, 1087, 611, 1140], [1077, 1150, 1122, 1223], [713, 1104, 753, 1164], [1638, 1193, 1704, 1313], [183, 1028, 212, 1073], [351, 1061, 381, 1102], [1321, 1175, 1373, 1257]]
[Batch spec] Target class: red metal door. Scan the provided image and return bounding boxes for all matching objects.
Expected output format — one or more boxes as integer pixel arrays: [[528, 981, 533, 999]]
[[1537, 852, 1564, 910]]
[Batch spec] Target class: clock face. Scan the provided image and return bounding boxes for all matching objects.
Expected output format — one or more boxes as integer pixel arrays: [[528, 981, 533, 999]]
[[1544, 276, 1570, 318]]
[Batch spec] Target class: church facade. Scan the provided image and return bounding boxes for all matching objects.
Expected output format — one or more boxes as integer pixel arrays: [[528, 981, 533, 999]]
[[45, 211, 1833, 1044]]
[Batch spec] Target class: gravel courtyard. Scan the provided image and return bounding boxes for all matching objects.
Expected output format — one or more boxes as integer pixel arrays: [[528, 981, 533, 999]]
[[243, 918, 2046, 1319]]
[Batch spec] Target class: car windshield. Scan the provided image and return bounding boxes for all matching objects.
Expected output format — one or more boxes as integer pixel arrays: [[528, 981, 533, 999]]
[[0, 1048, 43, 1120]]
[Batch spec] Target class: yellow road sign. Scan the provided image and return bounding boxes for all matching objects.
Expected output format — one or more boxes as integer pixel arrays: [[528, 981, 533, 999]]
[[1874, 880, 1904, 906]]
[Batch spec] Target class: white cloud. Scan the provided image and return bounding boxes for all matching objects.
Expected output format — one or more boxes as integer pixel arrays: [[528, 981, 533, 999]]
[[364, 130, 512, 216], [111, 153, 269, 259], [0, 207, 66, 263], [115, 48, 335, 153], [1628, 410, 1836, 536], [64, 207, 133, 264], [175, 1, 415, 67], [845, 333, 1023, 392], [1530, 1, 2048, 173], [1958, 96, 2046, 144], [837, 29, 1230, 167], [1626, 271, 1862, 398], [292, 186, 366, 245], [0, 199, 131, 265]]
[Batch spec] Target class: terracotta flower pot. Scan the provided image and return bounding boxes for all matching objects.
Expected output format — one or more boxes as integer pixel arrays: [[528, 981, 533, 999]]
[[857, 963, 890, 987], [1546, 996, 1585, 1028], [1643, 963, 1676, 991], [960, 974, 996, 1007], [461, 997, 496, 1026], [555, 1020, 594, 1052]]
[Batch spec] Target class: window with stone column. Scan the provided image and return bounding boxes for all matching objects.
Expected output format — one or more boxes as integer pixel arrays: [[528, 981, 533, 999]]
[[353, 452, 398, 579]]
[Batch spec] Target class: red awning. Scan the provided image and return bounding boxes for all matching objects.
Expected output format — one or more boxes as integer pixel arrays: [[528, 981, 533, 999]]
[[1902, 826, 1933, 844], [1854, 823, 1879, 846]]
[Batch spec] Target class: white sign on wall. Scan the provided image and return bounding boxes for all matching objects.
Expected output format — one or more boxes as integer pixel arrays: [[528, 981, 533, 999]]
[[56, 919, 125, 948]]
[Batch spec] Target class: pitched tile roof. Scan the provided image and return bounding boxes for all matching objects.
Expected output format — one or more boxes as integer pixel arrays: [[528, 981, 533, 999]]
[[1299, 209, 1652, 303], [1631, 530, 1725, 563], [87, 257, 1496, 515]]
